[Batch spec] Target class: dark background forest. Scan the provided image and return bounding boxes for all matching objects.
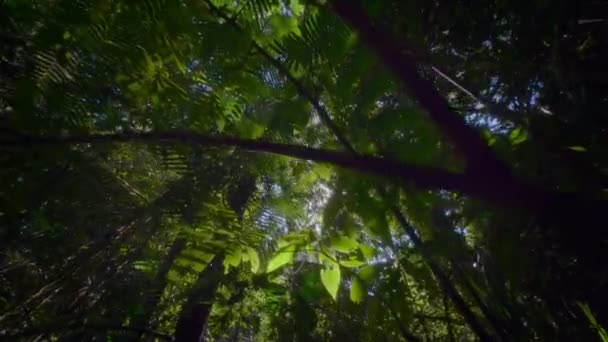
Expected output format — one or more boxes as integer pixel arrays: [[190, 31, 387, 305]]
[[1, 0, 607, 341]]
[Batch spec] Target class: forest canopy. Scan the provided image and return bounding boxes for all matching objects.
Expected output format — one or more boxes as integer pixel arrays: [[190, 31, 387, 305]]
[[1, 0, 607, 341]]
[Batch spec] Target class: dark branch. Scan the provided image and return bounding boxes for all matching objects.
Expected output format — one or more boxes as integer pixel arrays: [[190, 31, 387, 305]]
[[329, 0, 511, 179], [1, 131, 477, 194]]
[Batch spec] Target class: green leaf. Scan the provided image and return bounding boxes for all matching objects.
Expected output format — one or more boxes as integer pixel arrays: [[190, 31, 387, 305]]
[[223, 250, 242, 272], [358, 265, 378, 283], [567, 145, 587, 152], [350, 277, 364, 303], [272, 197, 304, 219], [269, 14, 300, 38], [509, 127, 527, 145], [330, 235, 359, 253], [127, 82, 142, 92], [577, 301, 608, 341], [267, 245, 296, 273], [359, 244, 376, 260], [246, 247, 260, 273], [340, 259, 366, 268], [277, 230, 313, 248], [216, 117, 225, 132], [238, 118, 266, 139], [171, 53, 187, 74], [133, 260, 152, 273], [151, 94, 160, 106], [321, 264, 341, 300], [167, 270, 181, 283], [319, 248, 339, 266], [180, 249, 214, 264], [313, 164, 333, 181], [289, 0, 305, 17], [482, 129, 497, 146], [115, 73, 129, 83]]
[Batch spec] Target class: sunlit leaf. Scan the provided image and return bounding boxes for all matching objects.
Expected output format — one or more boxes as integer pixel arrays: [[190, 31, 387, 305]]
[[340, 259, 366, 268], [272, 197, 304, 219], [174, 259, 205, 273], [330, 235, 359, 253], [320, 263, 341, 300], [358, 265, 378, 283], [509, 127, 527, 145], [238, 118, 266, 139], [267, 245, 296, 273], [482, 129, 497, 146], [216, 117, 226, 132], [128, 82, 142, 92], [180, 250, 214, 264], [350, 277, 364, 303], [224, 249, 242, 272], [568, 146, 587, 152], [167, 270, 181, 284], [247, 246, 260, 273], [277, 229, 314, 248], [359, 244, 376, 260], [313, 163, 333, 181], [269, 14, 300, 38], [133, 260, 152, 273], [577, 302, 608, 341]]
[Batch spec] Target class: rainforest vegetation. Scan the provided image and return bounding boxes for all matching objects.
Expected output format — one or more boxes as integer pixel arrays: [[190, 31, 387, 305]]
[[1, 0, 607, 341]]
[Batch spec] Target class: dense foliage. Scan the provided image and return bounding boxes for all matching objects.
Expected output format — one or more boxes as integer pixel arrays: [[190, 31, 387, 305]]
[[1, 0, 607, 341]]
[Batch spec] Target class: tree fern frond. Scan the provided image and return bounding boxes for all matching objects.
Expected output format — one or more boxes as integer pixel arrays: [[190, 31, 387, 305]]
[[242, 0, 281, 25], [33, 51, 74, 88]]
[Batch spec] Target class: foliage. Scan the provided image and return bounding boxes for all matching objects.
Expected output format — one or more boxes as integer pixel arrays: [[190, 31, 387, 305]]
[[1, 0, 607, 341]]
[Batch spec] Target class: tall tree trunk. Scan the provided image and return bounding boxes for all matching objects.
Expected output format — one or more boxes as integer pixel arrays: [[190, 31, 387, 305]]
[[173, 254, 224, 342], [133, 237, 186, 340], [390, 206, 495, 341]]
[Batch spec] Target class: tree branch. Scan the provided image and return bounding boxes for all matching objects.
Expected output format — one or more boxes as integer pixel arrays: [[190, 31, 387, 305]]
[[329, 0, 511, 179], [1, 131, 486, 197]]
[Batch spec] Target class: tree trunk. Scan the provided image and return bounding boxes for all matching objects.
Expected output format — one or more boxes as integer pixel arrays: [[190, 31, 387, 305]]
[[173, 254, 224, 342], [133, 237, 186, 340]]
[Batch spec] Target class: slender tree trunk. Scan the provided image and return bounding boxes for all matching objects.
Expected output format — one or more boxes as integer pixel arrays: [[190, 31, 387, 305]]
[[133, 237, 186, 340], [173, 254, 224, 342], [390, 205, 495, 342]]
